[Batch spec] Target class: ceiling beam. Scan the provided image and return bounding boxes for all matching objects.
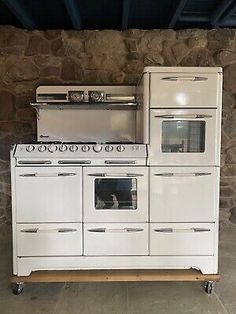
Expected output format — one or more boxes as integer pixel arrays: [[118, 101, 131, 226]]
[[122, 0, 131, 30], [64, 0, 82, 29], [219, 2, 236, 25], [179, 15, 209, 23], [168, 0, 189, 28], [210, 0, 235, 27], [3, 0, 37, 29]]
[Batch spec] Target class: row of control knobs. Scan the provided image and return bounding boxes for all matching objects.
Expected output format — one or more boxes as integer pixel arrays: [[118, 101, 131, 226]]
[[25, 144, 126, 153]]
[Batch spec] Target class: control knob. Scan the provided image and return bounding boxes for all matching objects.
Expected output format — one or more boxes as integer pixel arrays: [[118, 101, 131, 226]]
[[105, 145, 113, 152], [48, 144, 57, 153], [38, 145, 47, 152], [69, 145, 78, 152], [117, 145, 125, 152], [59, 144, 67, 152], [81, 145, 90, 152], [26, 145, 35, 152], [93, 144, 102, 153]]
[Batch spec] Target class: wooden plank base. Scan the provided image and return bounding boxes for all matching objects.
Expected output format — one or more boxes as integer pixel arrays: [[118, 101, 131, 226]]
[[11, 269, 220, 283]]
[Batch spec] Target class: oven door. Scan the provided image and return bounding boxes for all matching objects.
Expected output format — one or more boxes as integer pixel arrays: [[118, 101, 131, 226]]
[[83, 167, 148, 222], [15, 167, 82, 222], [149, 108, 220, 166]]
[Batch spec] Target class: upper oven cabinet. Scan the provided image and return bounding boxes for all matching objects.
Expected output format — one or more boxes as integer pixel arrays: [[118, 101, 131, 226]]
[[149, 72, 222, 108]]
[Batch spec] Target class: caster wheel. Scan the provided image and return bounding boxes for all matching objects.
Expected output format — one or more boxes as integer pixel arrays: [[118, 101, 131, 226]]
[[204, 281, 214, 294], [11, 283, 24, 295]]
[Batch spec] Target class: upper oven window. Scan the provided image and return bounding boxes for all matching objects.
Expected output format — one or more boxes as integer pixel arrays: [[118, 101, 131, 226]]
[[95, 178, 137, 210], [162, 121, 205, 153]]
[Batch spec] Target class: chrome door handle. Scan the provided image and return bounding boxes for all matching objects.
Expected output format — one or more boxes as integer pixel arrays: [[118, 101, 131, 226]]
[[104, 160, 136, 164], [19, 172, 77, 177], [154, 172, 211, 177], [154, 114, 212, 119], [161, 76, 208, 81], [21, 228, 77, 233], [106, 94, 135, 101], [18, 160, 52, 165], [154, 228, 211, 233], [88, 228, 144, 233], [88, 173, 143, 177], [58, 160, 91, 164]]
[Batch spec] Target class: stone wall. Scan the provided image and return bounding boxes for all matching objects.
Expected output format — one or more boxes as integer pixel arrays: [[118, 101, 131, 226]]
[[0, 26, 235, 237]]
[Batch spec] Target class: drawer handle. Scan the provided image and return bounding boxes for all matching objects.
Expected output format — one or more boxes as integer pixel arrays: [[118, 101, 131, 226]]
[[88, 228, 144, 233], [21, 228, 77, 233], [18, 160, 51, 165], [19, 172, 77, 177], [161, 76, 208, 81], [58, 160, 91, 164], [154, 114, 212, 119], [154, 172, 211, 177], [154, 228, 211, 233], [104, 160, 136, 164], [88, 173, 143, 177]]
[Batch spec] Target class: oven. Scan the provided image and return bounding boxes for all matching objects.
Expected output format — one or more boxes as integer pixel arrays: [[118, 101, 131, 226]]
[[83, 166, 148, 222], [149, 108, 221, 166]]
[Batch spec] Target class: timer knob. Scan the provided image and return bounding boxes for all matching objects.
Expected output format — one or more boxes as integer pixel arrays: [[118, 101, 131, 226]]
[[82, 145, 90, 152], [38, 145, 47, 152], [59, 144, 67, 152], [93, 144, 102, 153], [117, 145, 125, 152], [48, 144, 57, 153], [69, 145, 78, 152], [26, 145, 35, 152], [105, 145, 113, 152]]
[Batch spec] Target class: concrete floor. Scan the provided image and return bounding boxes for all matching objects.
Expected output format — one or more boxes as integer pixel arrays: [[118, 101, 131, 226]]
[[0, 226, 236, 314]]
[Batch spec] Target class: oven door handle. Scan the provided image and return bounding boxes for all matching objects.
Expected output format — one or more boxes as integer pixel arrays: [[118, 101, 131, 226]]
[[58, 160, 91, 164], [88, 228, 144, 233], [154, 228, 211, 233], [154, 114, 212, 119], [88, 173, 144, 177], [161, 76, 208, 81], [154, 172, 211, 177], [104, 160, 136, 164], [20, 228, 78, 233], [18, 160, 52, 165], [19, 172, 77, 177]]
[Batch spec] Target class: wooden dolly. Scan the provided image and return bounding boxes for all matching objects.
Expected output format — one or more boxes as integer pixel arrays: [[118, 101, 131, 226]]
[[11, 269, 220, 295]]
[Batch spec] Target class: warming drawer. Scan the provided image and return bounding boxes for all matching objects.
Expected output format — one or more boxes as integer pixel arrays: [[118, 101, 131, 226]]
[[17, 223, 82, 256], [84, 223, 148, 256], [149, 72, 221, 108], [150, 167, 219, 222], [150, 223, 215, 256]]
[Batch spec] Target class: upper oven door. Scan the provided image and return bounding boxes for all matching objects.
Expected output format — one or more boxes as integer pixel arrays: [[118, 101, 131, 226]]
[[83, 167, 148, 223], [15, 167, 82, 223], [149, 108, 220, 166]]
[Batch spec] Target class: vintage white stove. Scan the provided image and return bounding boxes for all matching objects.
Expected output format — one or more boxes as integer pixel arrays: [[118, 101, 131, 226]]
[[11, 67, 222, 277]]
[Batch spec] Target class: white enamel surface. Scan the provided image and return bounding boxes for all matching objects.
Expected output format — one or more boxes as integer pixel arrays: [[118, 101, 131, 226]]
[[83, 167, 148, 222], [149, 108, 220, 166], [150, 223, 215, 256], [17, 223, 82, 256], [149, 72, 221, 108], [15, 167, 82, 222], [150, 167, 219, 222], [84, 223, 148, 255]]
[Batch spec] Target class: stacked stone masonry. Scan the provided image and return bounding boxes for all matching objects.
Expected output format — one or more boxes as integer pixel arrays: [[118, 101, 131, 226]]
[[0, 26, 235, 237]]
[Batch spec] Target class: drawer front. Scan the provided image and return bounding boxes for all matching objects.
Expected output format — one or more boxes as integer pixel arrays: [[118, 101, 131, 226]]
[[150, 223, 215, 256], [17, 223, 82, 256], [84, 223, 148, 256], [150, 72, 220, 108], [150, 167, 219, 222], [15, 167, 82, 223]]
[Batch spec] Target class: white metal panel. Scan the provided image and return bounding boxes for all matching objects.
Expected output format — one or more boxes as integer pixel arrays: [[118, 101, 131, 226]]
[[150, 223, 215, 256], [83, 167, 148, 222], [149, 72, 221, 108], [17, 223, 82, 256], [149, 108, 220, 166], [15, 167, 82, 222], [84, 223, 148, 255], [150, 167, 219, 222]]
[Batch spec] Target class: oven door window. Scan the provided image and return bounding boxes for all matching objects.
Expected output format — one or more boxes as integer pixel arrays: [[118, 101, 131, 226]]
[[162, 121, 205, 153], [95, 178, 137, 210]]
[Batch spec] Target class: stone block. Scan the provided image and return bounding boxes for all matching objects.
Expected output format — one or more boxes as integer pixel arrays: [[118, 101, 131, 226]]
[[51, 38, 66, 57], [41, 66, 61, 77], [0, 26, 28, 47], [223, 63, 236, 93], [172, 42, 189, 63], [138, 30, 162, 53], [123, 60, 144, 74], [229, 207, 236, 224], [208, 29, 235, 52], [25, 36, 50, 56], [44, 30, 62, 40], [61, 58, 84, 81], [215, 50, 236, 66], [0, 90, 15, 120], [4, 59, 40, 82], [144, 53, 164, 65]]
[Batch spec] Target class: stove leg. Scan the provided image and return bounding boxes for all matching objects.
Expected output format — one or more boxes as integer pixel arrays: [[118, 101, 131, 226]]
[[11, 282, 25, 295]]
